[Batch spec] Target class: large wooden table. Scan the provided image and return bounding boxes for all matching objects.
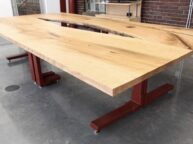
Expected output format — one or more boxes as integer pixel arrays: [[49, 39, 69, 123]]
[[0, 13, 192, 133]]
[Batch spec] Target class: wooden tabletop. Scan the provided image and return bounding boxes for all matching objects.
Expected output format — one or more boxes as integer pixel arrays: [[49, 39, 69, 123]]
[[0, 14, 192, 96]]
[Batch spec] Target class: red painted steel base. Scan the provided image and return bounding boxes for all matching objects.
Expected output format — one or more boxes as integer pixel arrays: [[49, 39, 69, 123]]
[[28, 53, 61, 87], [90, 80, 174, 133], [6, 53, 28, 62]]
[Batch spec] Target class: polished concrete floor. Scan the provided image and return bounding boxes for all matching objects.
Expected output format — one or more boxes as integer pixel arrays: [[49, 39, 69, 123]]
[[1, 37, 193, 144]]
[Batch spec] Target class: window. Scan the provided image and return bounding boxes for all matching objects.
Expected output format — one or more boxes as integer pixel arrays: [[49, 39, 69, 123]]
[[85, 0, 108, 13]]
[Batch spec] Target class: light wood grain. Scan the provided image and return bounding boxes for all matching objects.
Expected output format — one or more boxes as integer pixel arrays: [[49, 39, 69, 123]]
[[106, 3, 131, 16], [0, 14, 192, 96], [95, 14, 141, 22], [38, 13, 193, 50]]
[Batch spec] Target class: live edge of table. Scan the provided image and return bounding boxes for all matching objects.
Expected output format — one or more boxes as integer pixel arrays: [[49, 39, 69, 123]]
[[0, 13, 193, 133]]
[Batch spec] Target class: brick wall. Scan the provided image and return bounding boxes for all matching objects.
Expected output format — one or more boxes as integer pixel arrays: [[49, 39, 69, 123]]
[[142, 0, 192, 27], [76, 0, 85, 14], [76, 0, 193, 27]]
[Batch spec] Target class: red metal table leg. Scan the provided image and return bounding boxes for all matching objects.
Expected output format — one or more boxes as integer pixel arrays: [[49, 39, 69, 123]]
[[28, 53, 61, 87], [131, 80, 148, 106], [28, 53, 36, 81], [6, 53, 28, 62], [90, 80, 174, 133], [31, 55, 44, 86]]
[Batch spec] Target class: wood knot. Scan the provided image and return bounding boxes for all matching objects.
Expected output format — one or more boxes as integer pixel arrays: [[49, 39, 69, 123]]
[[126, 26, 135, 28]]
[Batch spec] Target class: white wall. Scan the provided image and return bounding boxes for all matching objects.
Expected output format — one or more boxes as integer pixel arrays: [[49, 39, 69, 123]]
[[0, 0, 13, 17], [40, 0, 60, 13]]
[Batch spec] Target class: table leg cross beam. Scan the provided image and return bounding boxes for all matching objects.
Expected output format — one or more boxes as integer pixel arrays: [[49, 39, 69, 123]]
[[6, 53, 28, 63], [90, 80, 174, 133]]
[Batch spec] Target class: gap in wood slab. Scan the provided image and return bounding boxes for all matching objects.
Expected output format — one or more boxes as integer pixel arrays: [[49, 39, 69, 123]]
[[38, 18, 135, 38]]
